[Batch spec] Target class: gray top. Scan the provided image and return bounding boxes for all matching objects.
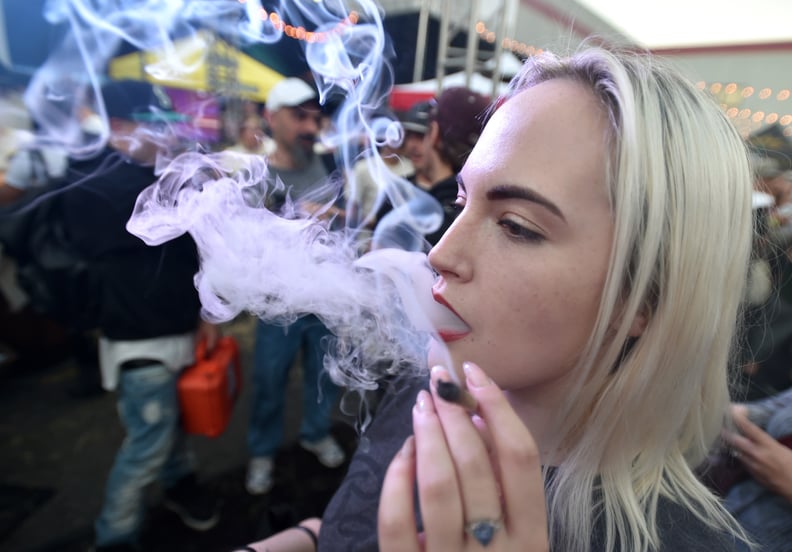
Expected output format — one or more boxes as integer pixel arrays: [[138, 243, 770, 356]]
[[266, 155, 330, 213]]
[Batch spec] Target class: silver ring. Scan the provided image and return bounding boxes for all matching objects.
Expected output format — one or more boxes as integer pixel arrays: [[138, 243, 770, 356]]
[[464, 517, 503, 547]]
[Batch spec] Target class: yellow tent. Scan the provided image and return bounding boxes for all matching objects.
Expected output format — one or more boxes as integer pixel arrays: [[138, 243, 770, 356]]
[[109, 30, 284, 102]]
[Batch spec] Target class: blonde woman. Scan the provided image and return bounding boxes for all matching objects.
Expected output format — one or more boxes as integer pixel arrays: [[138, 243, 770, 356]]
[[376, 48, 753, 552], [234, 47, 753, 552]]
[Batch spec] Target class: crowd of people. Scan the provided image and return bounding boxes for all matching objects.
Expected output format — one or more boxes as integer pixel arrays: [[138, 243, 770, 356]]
[[1, 43, 791, 552]]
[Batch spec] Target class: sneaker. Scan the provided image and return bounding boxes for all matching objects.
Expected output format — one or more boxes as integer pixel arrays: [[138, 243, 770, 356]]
[[246, 456, 274, 495], [162, 474, 221, 531], [299, 435, 346, 468]]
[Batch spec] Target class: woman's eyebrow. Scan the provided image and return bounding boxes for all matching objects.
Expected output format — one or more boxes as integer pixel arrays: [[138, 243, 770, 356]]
[[486, 183, 566, 222]]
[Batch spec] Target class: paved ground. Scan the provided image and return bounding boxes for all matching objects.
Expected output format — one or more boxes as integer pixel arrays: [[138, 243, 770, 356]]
[[0, 314, 359, 552]]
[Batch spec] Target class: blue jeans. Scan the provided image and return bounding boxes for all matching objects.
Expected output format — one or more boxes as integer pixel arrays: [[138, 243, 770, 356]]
[[248, 315, 339, 457], [95, 363, 193, 546]]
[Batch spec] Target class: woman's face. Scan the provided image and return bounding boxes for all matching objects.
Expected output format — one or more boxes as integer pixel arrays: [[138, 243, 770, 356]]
[[428, 78, 614, 397]]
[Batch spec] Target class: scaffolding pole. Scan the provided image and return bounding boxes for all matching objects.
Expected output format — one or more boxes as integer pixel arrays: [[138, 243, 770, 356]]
[[413, 0, 513, 96], [435, 0, 451, 94], [412, 1, 431, 83], [463, 0, 479, 89], [490, 0, 518, 96]]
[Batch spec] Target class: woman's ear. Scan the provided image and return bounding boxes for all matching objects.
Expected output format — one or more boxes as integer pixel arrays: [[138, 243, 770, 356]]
[[611, 301, 649, 338], [628, 309, 648, 337]]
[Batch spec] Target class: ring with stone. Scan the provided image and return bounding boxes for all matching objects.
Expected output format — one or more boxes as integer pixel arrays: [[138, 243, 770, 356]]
[[464, 517, 503, 547]]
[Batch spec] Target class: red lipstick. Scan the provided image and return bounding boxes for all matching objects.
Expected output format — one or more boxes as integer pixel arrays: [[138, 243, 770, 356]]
[[431, 288, 470, 342], [437, 330, 469, 343]]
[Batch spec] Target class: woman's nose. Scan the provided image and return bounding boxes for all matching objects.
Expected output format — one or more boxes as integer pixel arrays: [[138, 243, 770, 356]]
[[428, 212, 472, 282]]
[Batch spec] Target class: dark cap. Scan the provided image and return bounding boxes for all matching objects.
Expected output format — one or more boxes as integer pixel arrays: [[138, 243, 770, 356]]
[[400, 100, 434, 134], [434, 87, 491, 171], [101, 80, 183, 122]]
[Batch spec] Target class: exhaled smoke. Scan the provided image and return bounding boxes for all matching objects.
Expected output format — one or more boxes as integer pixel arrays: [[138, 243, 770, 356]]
[[128, 150, 466, 391], [16, 0, 461, 393]]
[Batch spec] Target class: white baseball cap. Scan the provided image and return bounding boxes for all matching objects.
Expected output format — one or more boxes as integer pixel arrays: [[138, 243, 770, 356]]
[[266, 78, 318, 112], [752, 191, 775, 210]]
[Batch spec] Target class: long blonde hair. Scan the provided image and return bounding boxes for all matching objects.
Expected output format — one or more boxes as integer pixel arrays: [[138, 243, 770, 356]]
[[506, 48, 753, 551]]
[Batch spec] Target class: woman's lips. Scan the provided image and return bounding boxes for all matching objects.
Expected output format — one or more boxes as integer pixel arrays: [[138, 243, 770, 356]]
[[437, 329, 470, 343], [432, 288, 470, 342]]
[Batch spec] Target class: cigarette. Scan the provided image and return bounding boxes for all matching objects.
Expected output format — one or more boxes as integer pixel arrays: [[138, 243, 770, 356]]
[[435, 379, 478, 412]]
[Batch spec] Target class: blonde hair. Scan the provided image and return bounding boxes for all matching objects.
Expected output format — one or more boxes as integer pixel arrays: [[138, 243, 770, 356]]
[[506, 48, 753, 551]]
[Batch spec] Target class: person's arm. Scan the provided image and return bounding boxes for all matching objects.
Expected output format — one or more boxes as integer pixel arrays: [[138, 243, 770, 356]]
[[739, 387, 792, 429], [725, 406, 792, 503], [0, 161, 25, 205], [0, 151, 35, 206], [232, 518, 321, 552], [0, 180, 24, 206]]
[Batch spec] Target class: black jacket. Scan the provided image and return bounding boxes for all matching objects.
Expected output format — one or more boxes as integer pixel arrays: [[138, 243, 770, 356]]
[[0, 148, 201, 339]]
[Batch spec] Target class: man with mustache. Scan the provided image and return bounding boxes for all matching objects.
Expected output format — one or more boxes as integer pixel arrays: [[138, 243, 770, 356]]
[[246, 78, 347, 496]]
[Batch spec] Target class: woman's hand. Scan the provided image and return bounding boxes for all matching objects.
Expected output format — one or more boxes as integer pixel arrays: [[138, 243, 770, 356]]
[[725, 406, 792, 503], [378, 362, 549, 551]]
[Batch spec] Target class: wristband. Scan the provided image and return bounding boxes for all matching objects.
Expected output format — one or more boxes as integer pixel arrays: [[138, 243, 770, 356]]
[[294, 524, 319, 550]]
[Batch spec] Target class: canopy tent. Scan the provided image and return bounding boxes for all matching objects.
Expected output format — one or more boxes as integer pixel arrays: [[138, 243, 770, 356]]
[[109, 30, 284, 103], [389, 71, 508, 111]]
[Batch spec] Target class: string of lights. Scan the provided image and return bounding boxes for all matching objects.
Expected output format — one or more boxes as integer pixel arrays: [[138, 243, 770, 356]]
[[474, 21, 544, 57], [697, 81, 792, 136], [237, 0, 358, 43]]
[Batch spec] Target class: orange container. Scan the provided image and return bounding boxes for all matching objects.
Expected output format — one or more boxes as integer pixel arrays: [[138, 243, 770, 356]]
[[178, 336, 242, 438]]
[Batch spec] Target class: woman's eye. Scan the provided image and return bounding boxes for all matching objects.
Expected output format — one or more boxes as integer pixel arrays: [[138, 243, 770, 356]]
[[452, 196, 466, 214], [497, 218, 545, 243]]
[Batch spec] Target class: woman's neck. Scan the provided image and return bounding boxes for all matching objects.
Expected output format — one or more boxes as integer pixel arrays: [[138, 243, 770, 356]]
[[503, 374, 576, 464]]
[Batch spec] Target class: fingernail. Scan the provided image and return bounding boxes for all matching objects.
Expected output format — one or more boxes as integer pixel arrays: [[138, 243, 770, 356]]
[[463, 361, 492, 388], [415, 389, 433, 413], [400, 435, 415, 458], [430, 365, 449, 387], [431, 365, 447, 377]]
